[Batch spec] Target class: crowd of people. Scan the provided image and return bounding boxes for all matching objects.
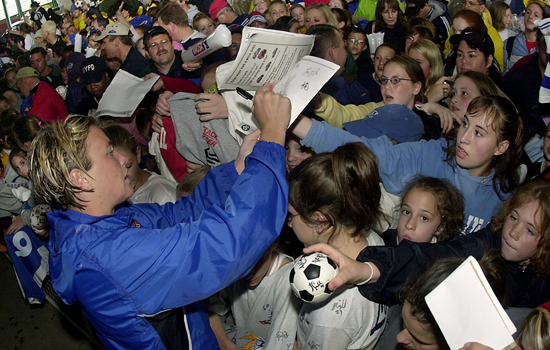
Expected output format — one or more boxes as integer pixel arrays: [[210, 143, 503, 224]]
[[1, 0, 550, 349]]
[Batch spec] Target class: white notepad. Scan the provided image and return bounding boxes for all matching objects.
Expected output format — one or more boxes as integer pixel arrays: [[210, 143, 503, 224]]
[[425, 256, 516, 350]]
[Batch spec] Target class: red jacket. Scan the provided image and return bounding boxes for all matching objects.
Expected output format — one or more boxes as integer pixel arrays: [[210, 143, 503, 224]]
[[29, 82, 68, 122]]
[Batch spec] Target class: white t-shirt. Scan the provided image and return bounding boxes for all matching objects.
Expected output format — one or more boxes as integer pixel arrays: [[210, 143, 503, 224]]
[[127, 169, 177, 205], [297, 232, 388, 350]]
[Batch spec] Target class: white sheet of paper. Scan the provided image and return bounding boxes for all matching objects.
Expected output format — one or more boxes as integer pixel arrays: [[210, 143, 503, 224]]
[[218, 27, 315, 90], [235, 56, 339, 135], [425, 256, 516, 350], [95, 70, 159, 118]]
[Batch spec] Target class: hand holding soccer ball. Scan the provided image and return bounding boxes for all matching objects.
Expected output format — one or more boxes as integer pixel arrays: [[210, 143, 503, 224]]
[[289, 252, 340, 303]]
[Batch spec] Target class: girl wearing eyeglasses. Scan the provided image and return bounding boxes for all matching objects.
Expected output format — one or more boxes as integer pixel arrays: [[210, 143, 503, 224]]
[[311, 55, 446, 140]]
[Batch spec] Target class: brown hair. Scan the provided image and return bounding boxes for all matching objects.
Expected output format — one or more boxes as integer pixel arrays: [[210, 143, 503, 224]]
[[176, 165, 212, 197], [158, 1, 189, 27], [401, 176, 465, 241], [288, 142, 383, 244], [491, 180, 550, 277], [453, 9, 487, 32], [489, 1, 511, 31], [385, 55, 426, 103], [374, 0, 404, 31], [445, 95, 523, 197]]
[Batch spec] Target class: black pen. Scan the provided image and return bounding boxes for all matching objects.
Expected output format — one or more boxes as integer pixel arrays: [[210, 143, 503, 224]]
[[236, 87, 253, 100]]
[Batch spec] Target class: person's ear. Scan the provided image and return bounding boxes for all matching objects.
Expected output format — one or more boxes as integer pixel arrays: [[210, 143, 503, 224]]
[[434, 224, 443, 236], [326, 46, 337, 64], [313, 211, 330, 233], [494, 140, 509, 156], [69, 168, 90, 190], [413, 81, 422, 96], [136, 146, 142, 160], [486, 54, 494, 70]]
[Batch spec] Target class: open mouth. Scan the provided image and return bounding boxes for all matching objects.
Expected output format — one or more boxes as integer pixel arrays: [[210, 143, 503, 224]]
[[457, 146, 468, 159]]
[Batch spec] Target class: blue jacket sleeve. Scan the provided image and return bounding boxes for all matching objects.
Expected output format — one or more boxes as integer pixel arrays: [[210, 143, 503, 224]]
[[356, 228, 491, 304], [302, 120, 448, 195], [74, 142, 289, 316]]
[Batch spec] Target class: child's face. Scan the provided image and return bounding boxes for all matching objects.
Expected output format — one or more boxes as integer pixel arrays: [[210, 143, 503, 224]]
[[450, 76, 481, 119], [500, 200, 541, 264], [374, 46, 395, 78], [291, 6, 305, 26], [88, 34, 101, 49], [381, 62, 420, 109], [287, 204, 318, 247], [11, 155, 29, 179], [397, 301, 445, 350], [346, 32, 367, 57], [254, 0, 269, 14], [397, 188, 442, 243], [196, 18, 215, 36], [408, 48, 431, 83], [117, 148, 142, 192], [0, 100, 9, 113], [286, 138, 312, 172], [543, 128, 550, 162], [456, 113, 508, 177], [269, 3, 288, 25], [243, 250, 273, 287], [329, 0, 344, 9]]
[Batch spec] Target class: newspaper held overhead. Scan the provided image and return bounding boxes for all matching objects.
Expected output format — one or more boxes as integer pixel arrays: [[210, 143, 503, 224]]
[[220, 27, 339, 135], [425, 256, 516, 350], [94, 70, 159, 119]]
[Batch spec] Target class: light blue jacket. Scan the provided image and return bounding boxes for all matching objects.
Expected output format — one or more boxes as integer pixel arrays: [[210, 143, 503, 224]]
[[47, 142, 288, 349], [302, 120, 507, 234]]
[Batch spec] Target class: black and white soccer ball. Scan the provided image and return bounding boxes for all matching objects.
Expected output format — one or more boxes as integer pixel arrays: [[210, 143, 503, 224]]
[[30, 203, 51, 237], [289, 252, 339, 303], [74, 0, 84, 8]]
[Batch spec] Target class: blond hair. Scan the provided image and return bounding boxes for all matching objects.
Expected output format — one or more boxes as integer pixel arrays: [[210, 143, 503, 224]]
[[29, 115, 96, 210], [41, 20, 57, 36]]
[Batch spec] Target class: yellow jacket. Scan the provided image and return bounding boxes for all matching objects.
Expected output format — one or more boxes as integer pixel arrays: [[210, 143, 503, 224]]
[[314, 93, 385, 128], [444, 8, 504, 72]]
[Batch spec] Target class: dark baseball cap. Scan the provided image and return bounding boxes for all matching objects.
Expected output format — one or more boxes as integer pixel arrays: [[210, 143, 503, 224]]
[[80, 56, 108, 86], [449, 27, 494, 57], [405, 0, 428, 18]]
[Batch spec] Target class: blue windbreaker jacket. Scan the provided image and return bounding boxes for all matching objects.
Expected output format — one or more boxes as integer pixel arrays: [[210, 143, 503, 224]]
[[47, 142, 288, 349]]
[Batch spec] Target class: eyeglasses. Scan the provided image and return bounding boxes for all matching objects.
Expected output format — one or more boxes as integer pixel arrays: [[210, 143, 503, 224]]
[[287, 212, 300, 225], [148, 39, 170, 50], [348, 38, 365, 44], [379, 77, 414, 85], [462, 1, 481, 6]]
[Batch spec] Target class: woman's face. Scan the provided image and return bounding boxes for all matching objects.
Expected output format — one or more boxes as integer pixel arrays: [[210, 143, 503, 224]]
[[500, 200, 541, 264], [408, 48, 431, 84], [456, 112, 508, 177], [456, 40, 492, 74], [291, 6, 305, 26], [450, 76, 481, 118], [525, 3, 544, 31], [381, 62, 421, 109], [382, 4, 399, 28], [196, 18, 215, 36], [453, 17, 469, 35], [305, 8, 329, 29], [374, 46, 395, 78], [503, 8, 512, 27]]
